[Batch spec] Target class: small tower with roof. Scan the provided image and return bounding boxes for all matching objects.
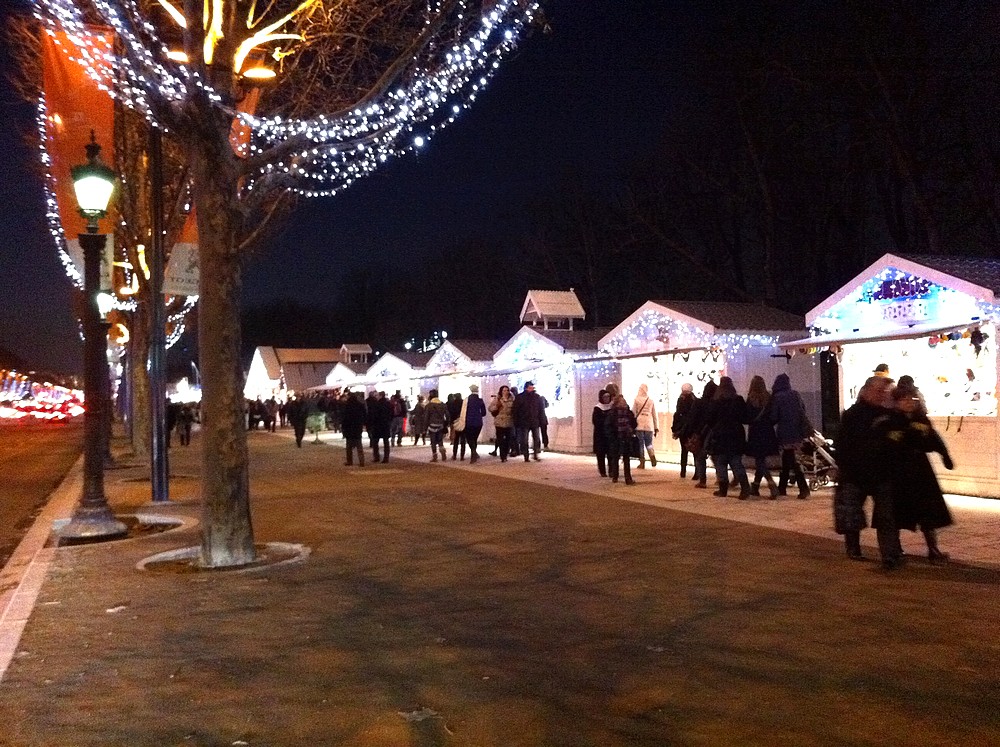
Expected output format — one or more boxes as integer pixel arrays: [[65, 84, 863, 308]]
[[519, 288, 586, 331]]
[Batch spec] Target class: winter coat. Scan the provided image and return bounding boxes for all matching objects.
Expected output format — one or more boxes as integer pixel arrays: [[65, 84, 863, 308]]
[[464, 393, 487, 429], [744, 401, 779, 459], [512, 390, 545, 429], [632, 384, 657, 433], [705, 395, 747, 456], [409, 402, 427, 433], [834, 399, 892, 492], [366, 397, 393, 438], [340, 396, 367, 440], [671, 393, 696, 437], [883, 410, 954, 531], [424, 398, 450, 433], [592, 404, 611, 452], [770, 374, 813, 448], [492, 394, 515, 429], [446, 396, 463, 424], [286, 399, 308, 428], [604, 402, 637, 444]]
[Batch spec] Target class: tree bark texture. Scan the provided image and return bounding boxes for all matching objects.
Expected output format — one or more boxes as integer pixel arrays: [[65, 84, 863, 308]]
[[191, 113, 255, 568]]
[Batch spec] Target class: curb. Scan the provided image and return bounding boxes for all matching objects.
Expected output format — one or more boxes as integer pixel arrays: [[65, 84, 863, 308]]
[[0, 455, 83, 682]]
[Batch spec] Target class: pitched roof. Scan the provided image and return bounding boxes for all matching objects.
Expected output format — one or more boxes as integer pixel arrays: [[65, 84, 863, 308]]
[[650, 301, 804, 331], [446, 339, 506, 361], [899, 254, 1000, 296], [520, 289, 586, 323], [391, 351, 434, 368], [274, 348, 341, 364], [340, 343, 373, 354], [533, 327, 613, 353], [255, 346, 282, 379], [282, 362, 338, 392]]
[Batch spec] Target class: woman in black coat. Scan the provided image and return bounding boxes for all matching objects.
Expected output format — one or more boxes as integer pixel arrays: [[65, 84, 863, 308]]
[[744, 375, 779, 498], [704, 376, 749, 498], [592, 389, 612, 477], [683, 380, 717, 488], [884, 386, 954, 562]]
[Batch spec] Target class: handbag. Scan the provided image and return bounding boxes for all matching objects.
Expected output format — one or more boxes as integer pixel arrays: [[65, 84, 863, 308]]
[[684, 432, 703, 454], [629, 433, 643, 459]]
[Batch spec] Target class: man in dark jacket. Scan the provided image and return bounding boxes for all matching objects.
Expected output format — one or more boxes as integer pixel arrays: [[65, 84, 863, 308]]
[[286, 395, 308, 448], [367, 391, 393, 463], [512, 381, 545, 462], [462, 384, 488, 463], [834, 375, 900, 567], [341, 392, 367, 466]]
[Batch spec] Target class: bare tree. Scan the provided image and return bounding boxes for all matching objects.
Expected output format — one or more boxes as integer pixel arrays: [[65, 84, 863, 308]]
[[28, 0, 540, 566]]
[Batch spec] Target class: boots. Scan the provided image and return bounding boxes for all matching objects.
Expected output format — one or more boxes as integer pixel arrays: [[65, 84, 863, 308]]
[[737, 475, 751, 500], [439, 446, 447, 461], [924, 528, 949, 563], [647, 449, 657, 467], [713, 479, 729, 497], [750, 480, 760, 496], [845, 531, 864, 561]]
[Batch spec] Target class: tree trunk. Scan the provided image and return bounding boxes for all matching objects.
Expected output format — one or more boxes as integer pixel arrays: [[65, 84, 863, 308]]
[[128, 299, 152, 460], [191, 124, 255, 568]]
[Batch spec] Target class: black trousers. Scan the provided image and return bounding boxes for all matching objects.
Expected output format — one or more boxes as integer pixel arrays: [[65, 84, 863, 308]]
[[496, 427, 514, 460], [607, 440, 631, 482]]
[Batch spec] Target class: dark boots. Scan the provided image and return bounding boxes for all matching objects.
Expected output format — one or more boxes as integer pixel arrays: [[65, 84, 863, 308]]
[[713, 480, 729, 497], [737, 475, 751, 500], [845, 531, 864, 561]]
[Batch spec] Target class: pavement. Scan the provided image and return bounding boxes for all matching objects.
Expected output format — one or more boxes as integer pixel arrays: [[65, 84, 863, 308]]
[[1, 427, 999, 746]]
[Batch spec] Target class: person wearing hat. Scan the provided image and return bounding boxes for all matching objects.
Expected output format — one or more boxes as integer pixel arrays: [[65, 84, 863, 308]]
[[462, 384, 488, 463], [873, 363, 890, 377], [512, 380, 546, 461]]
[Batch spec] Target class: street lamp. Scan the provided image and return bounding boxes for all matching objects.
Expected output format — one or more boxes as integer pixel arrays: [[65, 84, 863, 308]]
[[61, 132, 127, 541]]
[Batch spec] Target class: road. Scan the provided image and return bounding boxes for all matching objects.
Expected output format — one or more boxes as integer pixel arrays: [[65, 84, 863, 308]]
[[0, 420, 82, 567]]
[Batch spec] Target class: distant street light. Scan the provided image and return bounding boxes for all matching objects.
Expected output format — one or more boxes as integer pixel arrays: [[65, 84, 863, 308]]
[[61, 132, 127, 541]]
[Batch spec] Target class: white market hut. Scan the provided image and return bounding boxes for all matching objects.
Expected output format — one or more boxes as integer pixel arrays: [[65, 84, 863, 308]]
[[597, 300, 816, 465], [520, 289, 587, 330], [324, 361, 369, 392], [363, 351, 433, 401], [779, 253, 1000, 498], [421, 340, 505, 400], [244, 346, 341, 400], [483, 325, 613, 453]]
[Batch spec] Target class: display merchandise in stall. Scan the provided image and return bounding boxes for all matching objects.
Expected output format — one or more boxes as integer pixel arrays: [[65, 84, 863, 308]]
[[780, 253, 1000, 497], [598, 301, 816, 463]]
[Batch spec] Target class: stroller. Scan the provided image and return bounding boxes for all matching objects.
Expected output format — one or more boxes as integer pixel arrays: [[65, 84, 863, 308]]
[[797, 430, 837, 490]]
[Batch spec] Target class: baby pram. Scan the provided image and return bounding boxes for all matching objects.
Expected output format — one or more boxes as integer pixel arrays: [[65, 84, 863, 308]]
[[797, 430, 837, 490]]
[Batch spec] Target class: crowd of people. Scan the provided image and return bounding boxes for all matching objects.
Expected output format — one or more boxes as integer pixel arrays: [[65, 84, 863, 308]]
[[253, 364, 955, 569]]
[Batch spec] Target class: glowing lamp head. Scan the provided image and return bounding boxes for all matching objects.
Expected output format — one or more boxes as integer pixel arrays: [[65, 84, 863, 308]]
[[242, 65, 277, 81], [96, 292, 116, 319], [71, 132, 116, 231]]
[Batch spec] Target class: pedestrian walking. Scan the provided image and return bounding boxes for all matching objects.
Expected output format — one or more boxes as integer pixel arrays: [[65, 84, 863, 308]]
[[632, 383, 658, 468], [605, 392, 637, 485], [770, 373, 813, 499], [367, 391, 393, 463], [833, 376, 900, 567], [683, 380, 717, 488], [490, 386, 516, 462], [885, 384, 955, 563], [512, 381, 545, 461], [744, 375, 779, 498], [286, 395, 308, 447], [463, 384, 488, 462], [177, 403, 195, 446], [592, 389, 612, 477], [409, 395, 427, 445], [424, 390, 450, 462], [389, 391, 408, 446], [705, 376, 750, 498], [447, 393, 465, 460], [341, 391, 367, 467], [671, 383, 696, 478]]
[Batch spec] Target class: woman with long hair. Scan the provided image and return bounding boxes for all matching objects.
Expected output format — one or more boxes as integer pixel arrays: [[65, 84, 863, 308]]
[[745, 375, 779, 498], [490, 385, 516, 462], [705, 376, 750, 498]]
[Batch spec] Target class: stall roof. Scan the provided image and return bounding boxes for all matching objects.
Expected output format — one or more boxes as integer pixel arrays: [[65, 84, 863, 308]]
[[520, 289, 586, 324], [649, 301, 804, 331], [806, 253, 1000, 325], [446, 339, 506, 362], [275, 347, 341, 364], [534, 327, 613, 353], [282, 362, 340, 392], [779, 320, 974, 350], [391, 351, 434, 368]]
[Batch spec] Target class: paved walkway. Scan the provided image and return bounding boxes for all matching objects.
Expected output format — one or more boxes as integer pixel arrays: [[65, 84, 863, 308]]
[[0, 429, 998, 746], [314, 431, 1000, 569]]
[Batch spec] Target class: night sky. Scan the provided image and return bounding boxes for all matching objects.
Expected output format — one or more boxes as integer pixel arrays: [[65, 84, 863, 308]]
[[0, 0, 676, 374]]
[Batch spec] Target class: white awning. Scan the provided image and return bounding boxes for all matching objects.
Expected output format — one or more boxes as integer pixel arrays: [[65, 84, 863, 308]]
[[778, 320, 977, 350]]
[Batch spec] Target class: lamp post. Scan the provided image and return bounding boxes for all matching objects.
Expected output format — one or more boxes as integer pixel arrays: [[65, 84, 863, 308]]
[[61, 132, 127, 541]]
